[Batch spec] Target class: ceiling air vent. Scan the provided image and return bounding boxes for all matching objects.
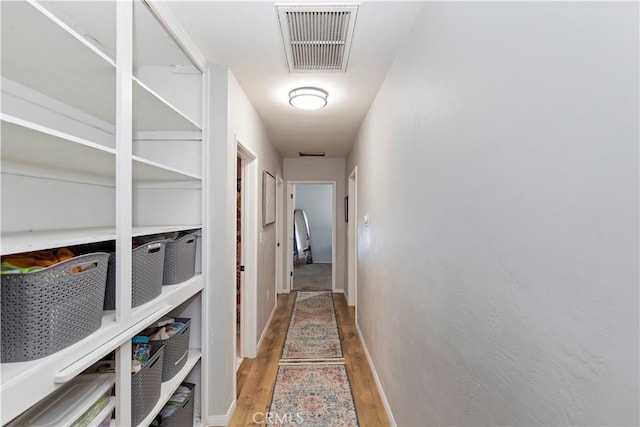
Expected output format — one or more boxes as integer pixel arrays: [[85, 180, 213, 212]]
[[299, 152, 326, 157], [277, 4, 359, 72]]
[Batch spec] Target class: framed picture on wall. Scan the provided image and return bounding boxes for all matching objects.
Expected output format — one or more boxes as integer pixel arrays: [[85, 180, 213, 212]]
[[263, 171, 276, 225]]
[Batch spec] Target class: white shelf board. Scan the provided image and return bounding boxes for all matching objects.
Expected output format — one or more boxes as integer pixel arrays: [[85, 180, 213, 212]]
[[137, 350, 202, 427], [1, 227, 116, 256], [133, 155, 202, 182], [1, 1, 116, 124], [133, 225, 201, 237], [131, 275, 204, 319], [1, 276, 204, 424], [133, 78, 201, 132], [0, 312, 117, 424], [88, 397, 116, 427], [1, 115, 116, 180]]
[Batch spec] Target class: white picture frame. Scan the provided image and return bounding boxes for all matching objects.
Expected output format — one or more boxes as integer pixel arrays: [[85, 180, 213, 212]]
[[263, 171, 276, 225]]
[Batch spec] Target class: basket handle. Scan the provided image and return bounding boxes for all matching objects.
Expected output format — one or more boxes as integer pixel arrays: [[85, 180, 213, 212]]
[[70, 261, 99, 275], [173, 350, 188, 366], [185, 237, 196, 244], [148, 354, 160, 369], [146, 243, 162, 254], [180, 391, 193, 409]]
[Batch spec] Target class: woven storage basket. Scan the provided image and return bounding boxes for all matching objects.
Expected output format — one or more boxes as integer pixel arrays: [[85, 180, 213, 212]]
[[159, 383, 195, 427], [163, 233, 197, 286], [148, 318, 191, 382], [103, 240, 166, 310], [131, 342, 164, 426], [1, 253, 109, 363]]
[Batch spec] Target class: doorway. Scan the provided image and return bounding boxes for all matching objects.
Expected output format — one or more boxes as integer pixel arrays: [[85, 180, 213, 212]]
[[236, 141, 259, 367], [287, 182, 336, 292], [235, 156, 242, 370]]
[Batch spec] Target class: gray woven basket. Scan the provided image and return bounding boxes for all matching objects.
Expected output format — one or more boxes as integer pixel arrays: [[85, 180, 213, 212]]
[[103, 240, 166, 310], [131, 342, 164, 426], [163, 233, 197, 286], [161, 383, 195, 427], [149, 318, 191, 382], [1, 253, 109, 363]]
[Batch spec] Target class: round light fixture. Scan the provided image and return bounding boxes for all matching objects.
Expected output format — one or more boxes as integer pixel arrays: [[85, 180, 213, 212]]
[[288, 87, 328, 110]]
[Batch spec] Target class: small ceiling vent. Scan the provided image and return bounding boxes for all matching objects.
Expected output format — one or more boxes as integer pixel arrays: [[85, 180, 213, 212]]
[[299, 152, 326, 157], [277, 4, 359, 72]]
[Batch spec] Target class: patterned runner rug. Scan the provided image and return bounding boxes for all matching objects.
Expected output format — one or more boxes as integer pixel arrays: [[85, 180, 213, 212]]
[[281, 291, 343, 360], [269, 363, 359, 427]]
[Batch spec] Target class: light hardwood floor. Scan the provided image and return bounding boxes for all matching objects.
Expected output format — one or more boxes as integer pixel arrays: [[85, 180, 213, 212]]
[[230, 292, 389, 426]]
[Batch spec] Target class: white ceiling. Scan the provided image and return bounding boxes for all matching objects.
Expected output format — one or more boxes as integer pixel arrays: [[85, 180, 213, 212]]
[[167, 1, 421, 157]]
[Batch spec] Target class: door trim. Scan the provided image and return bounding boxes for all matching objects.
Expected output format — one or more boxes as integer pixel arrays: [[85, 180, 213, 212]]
[[236, 140, 258, 359], [286, 181, 337, 293], [348, 167, 358, 309]]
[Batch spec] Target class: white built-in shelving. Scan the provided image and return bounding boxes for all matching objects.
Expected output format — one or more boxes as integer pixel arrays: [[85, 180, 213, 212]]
[[0, 0, 207, 425]]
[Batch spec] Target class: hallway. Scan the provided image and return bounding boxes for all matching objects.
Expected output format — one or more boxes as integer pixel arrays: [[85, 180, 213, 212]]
[[231, 293, 388, 426]]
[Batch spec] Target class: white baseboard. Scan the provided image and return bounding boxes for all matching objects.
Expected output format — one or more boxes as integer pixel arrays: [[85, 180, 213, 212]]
[[355, 323, 396, 427], [257, 302, 277, 350], [207, 399, 236, 426], [333, 288, 344, 293]]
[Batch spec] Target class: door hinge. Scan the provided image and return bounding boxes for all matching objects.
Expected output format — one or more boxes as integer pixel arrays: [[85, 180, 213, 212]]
[[290, 271, 293, 277], [239, 265, 245, 272], [290, 194, 294, 199]]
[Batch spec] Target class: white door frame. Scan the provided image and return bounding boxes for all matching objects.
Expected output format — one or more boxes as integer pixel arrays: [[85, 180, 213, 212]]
[[286, 181, 337, 293], [275, 175, 284, 294], [347, 167, 358, 308], [236, 140, 258, 359]]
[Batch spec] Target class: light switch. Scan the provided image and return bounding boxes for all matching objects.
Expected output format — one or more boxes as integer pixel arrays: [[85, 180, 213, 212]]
[[364, 215, 369, 225]]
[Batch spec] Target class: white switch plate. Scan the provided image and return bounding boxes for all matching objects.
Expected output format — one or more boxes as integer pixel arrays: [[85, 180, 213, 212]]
[[364, 215, 369, 225]]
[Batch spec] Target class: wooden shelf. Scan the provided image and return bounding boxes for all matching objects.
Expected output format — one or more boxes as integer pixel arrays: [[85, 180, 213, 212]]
[[133, 225, 201, 237], [0, 312, 117, 424], [1, 1, 116, 125], [1, 115, 116, 179], [133, 77, 201, 133], [133, 155, 202, 182], [1, 226, 202, 256], [137, 350, 202, 427], [0, 276, 204, 424], [1, 227, 116, 256]]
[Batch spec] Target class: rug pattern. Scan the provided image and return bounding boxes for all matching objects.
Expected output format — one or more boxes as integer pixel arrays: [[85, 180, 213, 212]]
[[281, 291, 343, 360], [269, 364, 359, 427]]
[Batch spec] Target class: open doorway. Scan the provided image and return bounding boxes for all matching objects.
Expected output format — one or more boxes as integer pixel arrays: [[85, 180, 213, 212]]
[[236, 141, 259, 371], [289, 183, 335, 292], [236, 156, 242, 370]]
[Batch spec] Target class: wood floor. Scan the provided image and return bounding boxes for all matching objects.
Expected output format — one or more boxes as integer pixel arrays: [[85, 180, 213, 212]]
[[230, 292, 389, 426]]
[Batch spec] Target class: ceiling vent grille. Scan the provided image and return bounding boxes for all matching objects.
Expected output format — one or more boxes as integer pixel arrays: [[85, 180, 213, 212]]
[[299, 152, 326, 157], [277, 5, 358, 72]]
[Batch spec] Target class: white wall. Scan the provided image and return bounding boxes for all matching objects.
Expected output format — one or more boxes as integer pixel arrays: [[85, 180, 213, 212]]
[[295, 184, 333, 263], [347, 2, 639, 426], [228, 72, 282, 345], [284, 158, 346, 291], [206, 66, 282, 421]]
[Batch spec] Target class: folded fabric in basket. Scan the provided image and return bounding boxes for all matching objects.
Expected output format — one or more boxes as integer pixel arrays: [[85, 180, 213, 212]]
[[1, 248, 75, 274], [147, 322, 185, 341], [159, 385, 191, 417]]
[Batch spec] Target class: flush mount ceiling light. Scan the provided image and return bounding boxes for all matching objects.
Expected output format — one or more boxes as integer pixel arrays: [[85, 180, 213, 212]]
[[289, 87, 328, 110]]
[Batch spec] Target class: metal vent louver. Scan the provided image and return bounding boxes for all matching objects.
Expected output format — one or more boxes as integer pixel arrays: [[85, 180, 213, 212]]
[[277, 5, 358, 72]]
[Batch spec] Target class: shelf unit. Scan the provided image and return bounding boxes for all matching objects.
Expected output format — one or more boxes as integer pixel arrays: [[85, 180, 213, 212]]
[[1, 1, 208, 425]]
